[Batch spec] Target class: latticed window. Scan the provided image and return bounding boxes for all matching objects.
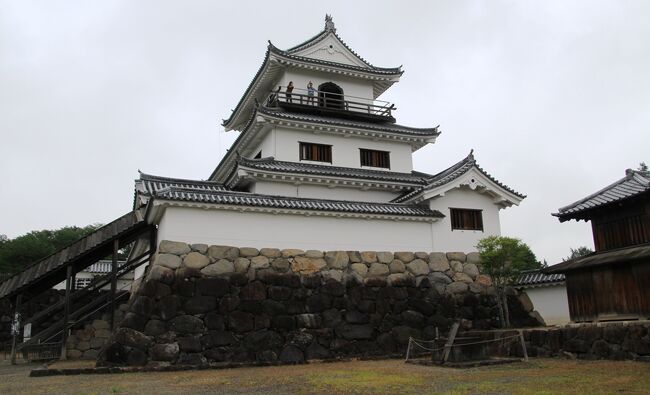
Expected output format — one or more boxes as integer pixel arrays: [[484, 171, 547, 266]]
[[299, 142, 332, 163], [75, 277, 92, 289], [450, 208, 483, 231], [360, 149, 390, 169]]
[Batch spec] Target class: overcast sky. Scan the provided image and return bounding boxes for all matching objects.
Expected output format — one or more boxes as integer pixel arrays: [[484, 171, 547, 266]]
[[1, 1, 648, 264]]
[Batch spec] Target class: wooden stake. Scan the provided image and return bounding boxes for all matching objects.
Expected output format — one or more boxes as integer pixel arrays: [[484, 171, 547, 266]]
[[441, 322, 460, 364], [519, 330, 529, 362]]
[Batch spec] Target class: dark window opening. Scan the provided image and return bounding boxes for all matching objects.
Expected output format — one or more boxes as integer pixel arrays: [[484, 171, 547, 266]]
[[318, 82, 344, 110], [450, 208, 484, 231], [254, 151, 262, 159], [299, 142, 332, 163], [360, 149, 390, 169]]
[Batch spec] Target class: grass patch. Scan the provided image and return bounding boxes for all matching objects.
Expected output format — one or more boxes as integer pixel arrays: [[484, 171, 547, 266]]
[[307, 369, 425, 393]]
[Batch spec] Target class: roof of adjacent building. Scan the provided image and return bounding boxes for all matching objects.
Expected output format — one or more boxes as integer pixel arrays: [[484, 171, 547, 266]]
[[234, 157, 428, 186], [152, 186, 444, 219], [392, 151, 526, 203], [553, 169, 650, 222], [0, 210, 149, 300], [514, 269, 565, 287], [545, 243, 650, 273]]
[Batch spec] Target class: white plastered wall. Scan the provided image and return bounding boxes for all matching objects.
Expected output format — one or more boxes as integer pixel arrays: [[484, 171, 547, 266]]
[[428, 187, 502, 252], [279, 69, 374, 103], [250, 181, 401, 203], [156, 206, 434, 252], [290, 35, 369, 69], [253, 126, 413, 173], [521, 285, 570, 326]]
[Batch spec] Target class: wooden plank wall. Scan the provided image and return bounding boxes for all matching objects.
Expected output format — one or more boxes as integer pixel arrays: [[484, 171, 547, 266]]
[[566, 260, 650, 322]]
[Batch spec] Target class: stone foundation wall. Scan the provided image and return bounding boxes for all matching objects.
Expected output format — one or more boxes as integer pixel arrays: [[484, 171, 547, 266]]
[[98, 241, 541, 366], [64, 304, 128, 360]]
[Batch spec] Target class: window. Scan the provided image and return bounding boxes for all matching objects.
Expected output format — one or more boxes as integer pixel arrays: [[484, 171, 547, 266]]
[[450, 208, 483, 231], [360, 149, 390, 169], [299, 142, 332, 163], [75, 277, 92, 289]]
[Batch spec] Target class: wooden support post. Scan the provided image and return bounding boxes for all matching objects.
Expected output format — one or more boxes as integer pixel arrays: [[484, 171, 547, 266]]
[[10, 294, 22, 365], [60, 265, 72, 360], [110, 239, 119, 330], [441, 322, 460, 364], [518, 330, 529, 362], [405, 337, 412, 362]]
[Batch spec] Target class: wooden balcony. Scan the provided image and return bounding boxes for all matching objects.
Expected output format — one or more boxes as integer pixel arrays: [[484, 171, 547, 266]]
[[266, 86, 396, 123]]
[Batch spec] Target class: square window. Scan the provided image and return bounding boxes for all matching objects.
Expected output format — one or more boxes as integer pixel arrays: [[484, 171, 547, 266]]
[[360, 149, 390, 169], [300, 142, 332, 163], [450, 208, 483, 231]]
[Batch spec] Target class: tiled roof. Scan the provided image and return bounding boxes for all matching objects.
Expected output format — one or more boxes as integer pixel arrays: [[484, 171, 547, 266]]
[[138, 172, 227, 194], [554, 169, 650, 222], [392, 151, 526, 203], [514, 270, 565, 287], [85, 260, 127, 274], [153, 186, 444, 219], [545, 243, 650, 273], [258, 106, 440, 137], [270, 45, 402, 75], [236, 157, 428, 185]]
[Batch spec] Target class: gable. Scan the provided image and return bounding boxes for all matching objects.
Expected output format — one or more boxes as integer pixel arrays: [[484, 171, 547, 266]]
[[289, 33, 371, 69], [421, 167, 524, 209]]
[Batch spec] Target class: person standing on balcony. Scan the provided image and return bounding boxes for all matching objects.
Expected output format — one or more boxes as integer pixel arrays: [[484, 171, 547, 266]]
[[307, 81, 316, 105], [286, 81, 294, 103]]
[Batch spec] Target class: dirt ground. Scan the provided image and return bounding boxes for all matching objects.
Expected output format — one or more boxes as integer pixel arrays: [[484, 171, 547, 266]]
[[1, 358, 649, 394]]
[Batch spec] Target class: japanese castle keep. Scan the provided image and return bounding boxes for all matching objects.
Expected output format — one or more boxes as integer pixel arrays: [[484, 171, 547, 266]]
[[133, 16, 524, 261], [1, 16, 537, 366]]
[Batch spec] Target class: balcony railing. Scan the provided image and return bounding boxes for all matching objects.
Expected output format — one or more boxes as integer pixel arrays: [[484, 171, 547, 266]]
[[266, 86, 396, 123]]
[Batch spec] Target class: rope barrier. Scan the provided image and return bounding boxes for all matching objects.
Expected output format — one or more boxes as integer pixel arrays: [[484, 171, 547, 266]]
[[406, 334, 525, 357]]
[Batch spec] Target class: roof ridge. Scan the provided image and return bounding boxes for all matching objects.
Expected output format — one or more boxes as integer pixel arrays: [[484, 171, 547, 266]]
[[138, 172, 222, 186], [555, 173, 641, 214]]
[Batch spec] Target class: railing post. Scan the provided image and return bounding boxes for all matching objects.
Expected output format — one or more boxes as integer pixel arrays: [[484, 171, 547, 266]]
[[10, 294, 22, 365], [110, 239, 119, 331], [60, 265, 72, 360]]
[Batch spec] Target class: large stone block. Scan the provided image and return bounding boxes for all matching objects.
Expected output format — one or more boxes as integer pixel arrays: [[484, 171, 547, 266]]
[[297, 314, 322, 329], [452, 272, 473, 284], [347, 251, 362, 263], [447, 252, 466, 262], [350, 263, 368, 277], [376, 252, 394, 264], [177, 336, 202, 352], [183, 252, 210, 270], [184, 296, 217, 314], [336, 324, 373, 340], [229, 311, 255, 332], [201, 331, 236, 348], [325, 251, 349, 269], [201, 259, 234, 276], [155, 254, 182, 269], [279, 345, 304, 363], [260, 248, 281, 258], [463, 263, 480, 279], [450, 260, 464, 272], [446, 281, 469, 294], [428, 253, 450, 272], [361, 251, 377, 263], [131, 296, 155, 317], [196, 277, 230, 297], [251, 255, 270, 269], [169, 315, 206, 334], [394, 252, 414, 263], [144, 319, 167, 336], [239, 247, 259, 257], [407, 259, 429, 276], [148, 265, 174, 284], [291, 256, 326, 274], [305, 250, 324, 258], [207, 245, 240, 261], [190, 243, 208, 254], [368, 263, 389, 277], [159, 240, 191, 255], [150, 343, 179, 361], [240, 281, 266, 301], [389, 260, 405, 273], [281, 249, 304, 258], [466, 252, 481, 264], [114, 328, 153, 350]]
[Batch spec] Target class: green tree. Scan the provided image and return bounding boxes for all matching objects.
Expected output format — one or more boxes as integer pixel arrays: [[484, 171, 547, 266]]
[[0, 224, 102, 275], [476, 236, 539, 328], [563, 246, 593, 261]]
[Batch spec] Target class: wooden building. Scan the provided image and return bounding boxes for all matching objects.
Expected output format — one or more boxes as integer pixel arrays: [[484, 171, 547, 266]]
[[547, 168, 650, 322]]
